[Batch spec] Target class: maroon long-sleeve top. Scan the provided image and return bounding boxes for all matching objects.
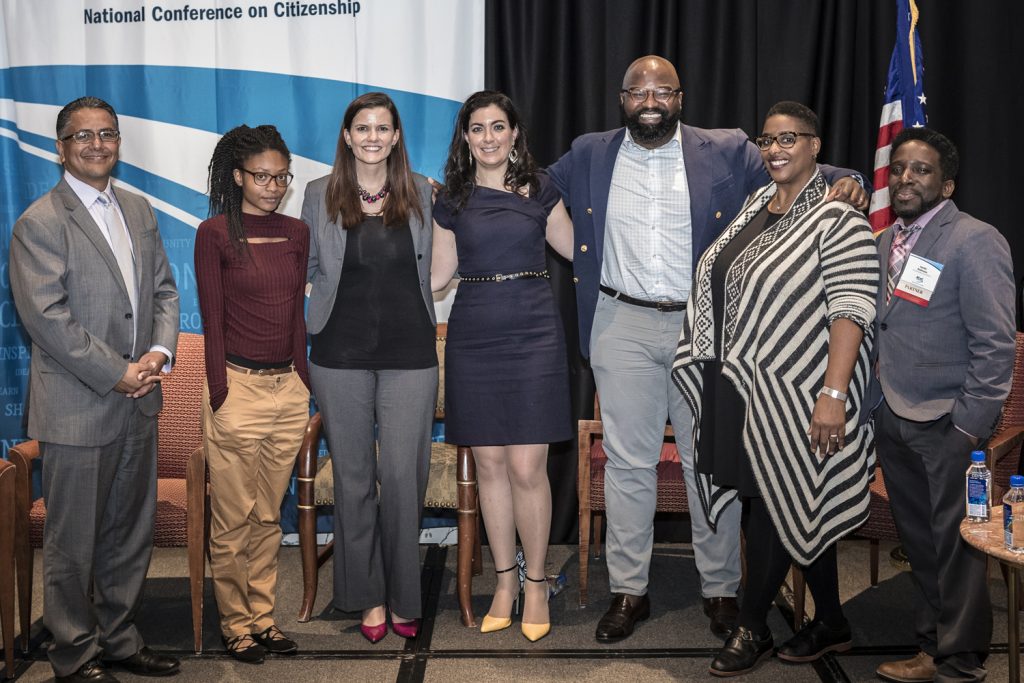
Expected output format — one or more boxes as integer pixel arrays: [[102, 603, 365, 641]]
[[194, 212, 310, 411]]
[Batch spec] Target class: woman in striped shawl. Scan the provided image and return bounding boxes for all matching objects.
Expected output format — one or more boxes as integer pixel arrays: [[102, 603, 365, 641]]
[[671, 102, 878, 677]]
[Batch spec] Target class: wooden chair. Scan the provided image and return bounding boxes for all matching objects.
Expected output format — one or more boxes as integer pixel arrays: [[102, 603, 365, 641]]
[[294, 323, 483, 627], [0, 459, 16, 678], [577, 395, 687, 607], [9, 332, 208, 653]]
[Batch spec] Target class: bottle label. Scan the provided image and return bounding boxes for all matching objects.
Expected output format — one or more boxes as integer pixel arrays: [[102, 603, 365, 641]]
[[967, 477, 988, 518], [1006, 503, 1014, 547]]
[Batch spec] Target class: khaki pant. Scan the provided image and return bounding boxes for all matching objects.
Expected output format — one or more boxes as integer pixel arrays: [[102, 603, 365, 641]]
[[202, 367, 310, 637]]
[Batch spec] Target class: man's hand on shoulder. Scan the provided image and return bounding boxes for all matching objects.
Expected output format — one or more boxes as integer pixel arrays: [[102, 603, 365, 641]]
[[825, 177, 869, 211]]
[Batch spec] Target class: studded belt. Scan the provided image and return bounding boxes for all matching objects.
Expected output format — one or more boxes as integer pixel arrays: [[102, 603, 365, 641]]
[[460, 269, 550, 283]]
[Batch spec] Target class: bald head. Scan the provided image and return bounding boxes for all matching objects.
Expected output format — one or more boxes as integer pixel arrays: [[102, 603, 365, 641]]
[[622, 55, 680, 90]]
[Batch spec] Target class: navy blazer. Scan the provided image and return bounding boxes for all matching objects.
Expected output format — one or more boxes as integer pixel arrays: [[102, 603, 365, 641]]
[[548, 124, 864, 357]]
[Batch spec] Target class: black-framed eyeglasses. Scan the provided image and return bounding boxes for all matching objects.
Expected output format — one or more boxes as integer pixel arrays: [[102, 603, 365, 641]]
[[239, 169, 294, 187], [620, 87, 681, 103], [754, 131, 816, 151], [60, 129, 120, 144]]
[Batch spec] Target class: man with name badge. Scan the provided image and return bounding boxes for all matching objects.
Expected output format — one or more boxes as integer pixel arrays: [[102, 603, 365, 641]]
[[9, 97, 180, 683], [871, 127, 1014, 683]]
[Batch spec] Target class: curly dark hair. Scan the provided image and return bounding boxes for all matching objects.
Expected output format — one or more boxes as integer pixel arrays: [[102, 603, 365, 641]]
[[207, 124, 291, 255], [441, 90, 538, 213], [891, 127, 959, 180]]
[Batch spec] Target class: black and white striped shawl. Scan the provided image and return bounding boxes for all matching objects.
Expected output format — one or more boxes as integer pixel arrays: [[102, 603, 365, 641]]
[[672, 172, 879, 565]]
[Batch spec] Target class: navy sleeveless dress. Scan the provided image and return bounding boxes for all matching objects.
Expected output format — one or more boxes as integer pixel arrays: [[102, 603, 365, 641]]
[[433, 174, 571, 446]]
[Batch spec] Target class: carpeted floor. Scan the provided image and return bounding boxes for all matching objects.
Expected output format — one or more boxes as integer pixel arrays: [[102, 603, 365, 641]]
[[2, 536, 1016, 682]]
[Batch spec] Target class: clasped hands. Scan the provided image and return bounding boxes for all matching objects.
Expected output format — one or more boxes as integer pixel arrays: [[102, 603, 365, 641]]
[[114, 351, 168, 399]]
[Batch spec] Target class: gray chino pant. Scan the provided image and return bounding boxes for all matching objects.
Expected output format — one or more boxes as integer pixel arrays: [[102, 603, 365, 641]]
[[590, 293, 741, 598]]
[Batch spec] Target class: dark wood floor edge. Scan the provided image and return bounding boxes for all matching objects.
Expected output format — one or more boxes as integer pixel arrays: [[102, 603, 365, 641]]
[[395, 544, 448, 683]]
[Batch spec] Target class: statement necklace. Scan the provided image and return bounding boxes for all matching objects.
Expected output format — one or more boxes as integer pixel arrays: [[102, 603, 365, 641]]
[[358, 183, 390, 204]]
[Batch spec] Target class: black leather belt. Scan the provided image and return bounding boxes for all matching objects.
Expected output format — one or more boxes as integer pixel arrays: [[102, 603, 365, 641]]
[[600, 285, 687, 312], [460, 269, 549, 283]]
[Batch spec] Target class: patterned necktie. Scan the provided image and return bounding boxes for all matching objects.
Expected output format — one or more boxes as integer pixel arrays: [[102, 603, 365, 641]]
[[886, 224, 921, 303], [97, 192, 138, 339]]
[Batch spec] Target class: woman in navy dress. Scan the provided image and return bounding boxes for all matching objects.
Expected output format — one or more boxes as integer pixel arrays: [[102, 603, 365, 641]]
[[432, 91, 574, 642]]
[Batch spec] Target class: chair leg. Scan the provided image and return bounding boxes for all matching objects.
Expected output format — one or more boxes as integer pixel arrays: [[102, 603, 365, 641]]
[[297, 498, 320, 623], [870, 539, 879, 587], [12, 456, 31, 654], [578, 507, 591, 608], [185, 446, 208, 654], [791, 565, 806, 630], [0, 464, 16, 676], [456, 446, 477, 627], [592, 513, 604, 559]]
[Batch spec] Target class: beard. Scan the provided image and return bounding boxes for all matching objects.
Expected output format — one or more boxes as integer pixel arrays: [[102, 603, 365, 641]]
[[891, 188, 943, 221], [622, 104, 680, 144]]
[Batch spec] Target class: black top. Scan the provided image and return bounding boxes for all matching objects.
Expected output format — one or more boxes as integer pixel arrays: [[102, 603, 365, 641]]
[[698, 207, 782, 496], [310, 216, 436, 370]]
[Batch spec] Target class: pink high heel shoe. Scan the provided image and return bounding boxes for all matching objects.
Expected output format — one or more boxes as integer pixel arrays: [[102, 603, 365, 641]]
[[360, 621, 388, 644]]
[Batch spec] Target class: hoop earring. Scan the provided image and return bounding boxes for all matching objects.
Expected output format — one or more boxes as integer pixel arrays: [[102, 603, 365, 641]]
[[508, 147, 519, 165]]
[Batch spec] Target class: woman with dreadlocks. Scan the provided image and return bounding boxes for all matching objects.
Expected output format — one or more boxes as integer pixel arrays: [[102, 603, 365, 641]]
[[195, 124, 310, 663]]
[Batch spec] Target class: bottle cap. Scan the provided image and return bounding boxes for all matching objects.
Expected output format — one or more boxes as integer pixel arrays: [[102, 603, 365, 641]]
[[971, 451, 986, 462], [1012, 475, 1024, 488]]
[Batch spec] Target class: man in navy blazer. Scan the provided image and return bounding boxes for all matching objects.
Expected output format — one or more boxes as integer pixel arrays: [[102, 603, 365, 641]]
[[547, 55, 867, 643], [872, 129, 1014, 683]]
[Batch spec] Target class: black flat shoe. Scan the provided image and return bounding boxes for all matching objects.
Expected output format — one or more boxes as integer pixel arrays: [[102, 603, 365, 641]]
[[222, 634, 266, 664], [710, 625, 773, 677], [105, 646, 180, 677], [252, 625, 298, 655], [595, 593, 651, 643], [776, 618, 852, 663]]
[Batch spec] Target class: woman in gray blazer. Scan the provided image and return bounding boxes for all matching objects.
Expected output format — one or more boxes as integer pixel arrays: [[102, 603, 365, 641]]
[[300, 92, 437, 644]]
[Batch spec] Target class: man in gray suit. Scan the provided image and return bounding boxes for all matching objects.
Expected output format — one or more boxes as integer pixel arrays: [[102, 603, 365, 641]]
[[872, 128, 1014, 683], [9, 97, 180, 683]]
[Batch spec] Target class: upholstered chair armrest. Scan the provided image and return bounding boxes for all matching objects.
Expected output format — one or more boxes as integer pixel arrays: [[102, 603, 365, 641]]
[[987, 425, 1024, 472]]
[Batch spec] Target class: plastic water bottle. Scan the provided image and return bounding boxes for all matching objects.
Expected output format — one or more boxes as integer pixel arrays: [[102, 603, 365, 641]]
[[1004, 475, 1024, 554], [965, 450, 991, 522]]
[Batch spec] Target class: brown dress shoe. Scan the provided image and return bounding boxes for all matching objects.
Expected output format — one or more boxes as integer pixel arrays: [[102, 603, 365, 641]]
[[595, 593, 650, 643], [876, 651, 937, 682], [702, 596, 739, 639]]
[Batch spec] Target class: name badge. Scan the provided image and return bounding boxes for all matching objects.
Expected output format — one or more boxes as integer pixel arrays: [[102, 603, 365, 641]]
[[893, 253, 943, 307]]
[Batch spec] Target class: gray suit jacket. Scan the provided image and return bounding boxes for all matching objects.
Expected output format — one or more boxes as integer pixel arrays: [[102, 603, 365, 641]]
[[302, 173, 435, 334], [869, 200, 1015, 439], [9, 178, 180, 447]]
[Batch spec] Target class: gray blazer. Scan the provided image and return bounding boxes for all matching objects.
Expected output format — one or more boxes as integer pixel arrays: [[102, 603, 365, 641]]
[[302, 173, 435, 334], [9, 179, 180, 446], [868, 200, 1015, 439]]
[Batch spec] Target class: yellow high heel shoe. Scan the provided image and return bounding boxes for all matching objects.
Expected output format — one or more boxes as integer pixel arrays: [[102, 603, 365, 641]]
[[480, 564, 520, 633], [521, 575, 551, 642]]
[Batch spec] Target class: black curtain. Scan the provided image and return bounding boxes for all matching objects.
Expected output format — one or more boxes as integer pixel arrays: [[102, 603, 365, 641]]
[[484, 0, 1023, 544]]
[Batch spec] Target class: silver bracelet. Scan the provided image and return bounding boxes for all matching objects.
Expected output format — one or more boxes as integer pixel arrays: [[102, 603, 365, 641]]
[[819, 386, 848, 401]]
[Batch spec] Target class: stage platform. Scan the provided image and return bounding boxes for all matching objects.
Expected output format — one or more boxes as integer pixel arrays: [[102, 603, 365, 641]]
[[3, 538, 1016, 682]]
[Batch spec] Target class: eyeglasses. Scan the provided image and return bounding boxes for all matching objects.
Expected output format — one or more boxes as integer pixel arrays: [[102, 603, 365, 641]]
[[754, 132, 816, 151], [239, 169, 294, 187], [60, 129, 120, 144], [620, 87, 681, 103]]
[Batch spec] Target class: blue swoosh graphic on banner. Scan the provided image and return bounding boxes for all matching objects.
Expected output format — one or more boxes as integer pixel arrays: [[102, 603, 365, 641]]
[[0, 64, 460, 176]]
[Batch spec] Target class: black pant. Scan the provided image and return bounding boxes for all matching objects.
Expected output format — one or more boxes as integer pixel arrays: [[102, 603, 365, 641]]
[[738, 496, 843, 633], [876, 401, 990, 681]]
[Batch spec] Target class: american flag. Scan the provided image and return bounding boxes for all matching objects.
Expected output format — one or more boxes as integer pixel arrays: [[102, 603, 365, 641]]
[[868, 0, 928, 234]]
